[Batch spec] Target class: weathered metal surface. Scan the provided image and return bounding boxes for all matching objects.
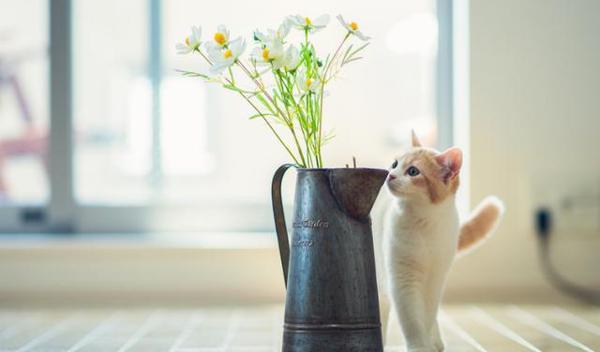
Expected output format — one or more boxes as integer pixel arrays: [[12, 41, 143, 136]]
[[272, 165, 388, 351]]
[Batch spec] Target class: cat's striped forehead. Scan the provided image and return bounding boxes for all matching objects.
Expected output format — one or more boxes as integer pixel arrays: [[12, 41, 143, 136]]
[[396, 147, 438, 168]]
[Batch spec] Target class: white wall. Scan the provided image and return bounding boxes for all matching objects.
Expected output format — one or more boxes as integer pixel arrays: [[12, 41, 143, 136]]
[[445, 0, 600, 301]]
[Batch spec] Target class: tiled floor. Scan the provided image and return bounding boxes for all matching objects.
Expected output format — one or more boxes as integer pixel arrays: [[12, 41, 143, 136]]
[[0, 305, 599, 351]]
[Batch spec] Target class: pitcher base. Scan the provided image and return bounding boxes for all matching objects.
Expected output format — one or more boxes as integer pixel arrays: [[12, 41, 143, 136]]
[[282, 328, 383, 352]]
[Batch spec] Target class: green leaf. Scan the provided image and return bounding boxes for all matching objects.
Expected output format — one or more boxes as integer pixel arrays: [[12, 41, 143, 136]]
[[176, 69, 210, 80], [222, 84, 241, 91], [350, 42, 370, 57], [255, 93, 276, 115], [222, 84, 259, 95], [249, 113, 276, 120], [343, 57, 363, 65], [342, 44, 354, 62], [341, 42, 370, 66]]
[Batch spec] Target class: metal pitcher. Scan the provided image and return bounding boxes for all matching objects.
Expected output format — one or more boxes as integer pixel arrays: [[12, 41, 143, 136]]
[[272, 164, 388, 351]]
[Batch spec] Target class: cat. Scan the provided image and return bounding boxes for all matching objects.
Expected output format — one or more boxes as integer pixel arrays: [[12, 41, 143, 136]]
[[372, 131, 503, 352]]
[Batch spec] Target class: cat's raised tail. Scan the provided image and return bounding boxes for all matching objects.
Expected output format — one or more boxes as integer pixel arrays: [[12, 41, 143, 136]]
[[458, 196, 504, 253]]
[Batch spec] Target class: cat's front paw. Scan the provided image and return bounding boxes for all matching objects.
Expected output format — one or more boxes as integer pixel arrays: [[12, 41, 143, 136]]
[[432, 323, 445, 351], [432, 334, 445, 351]]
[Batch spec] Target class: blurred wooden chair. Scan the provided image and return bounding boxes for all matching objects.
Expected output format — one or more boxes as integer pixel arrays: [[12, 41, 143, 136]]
[[0, 54, 48, 198]]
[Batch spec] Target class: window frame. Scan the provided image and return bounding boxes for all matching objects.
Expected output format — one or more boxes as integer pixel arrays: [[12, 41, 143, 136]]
[[0, 0, 455, 233]]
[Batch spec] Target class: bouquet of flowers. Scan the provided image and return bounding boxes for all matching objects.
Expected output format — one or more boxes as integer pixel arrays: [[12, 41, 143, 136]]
[[176, 14, 370, 168]]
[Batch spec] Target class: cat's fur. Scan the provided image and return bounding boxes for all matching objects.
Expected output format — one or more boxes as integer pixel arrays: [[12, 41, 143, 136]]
[[372, 131, 503, 351]]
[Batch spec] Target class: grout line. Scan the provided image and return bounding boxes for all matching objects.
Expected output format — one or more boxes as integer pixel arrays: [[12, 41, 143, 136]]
[[0, 314, 42, 342], [215, 348, 274, 352], [271, 307, 282, 352], [66, 311, 123, 352], [439, 310, 487, 352], [168, 312, 203, 352], [16, 314, 79, 352], [550, 306, 600, 337], [221, 310, 242, 349], [175, 348, 273, 352], [508, 306, 594, 352], [116, 310, 162, 352], [469, 306, 541, 352]]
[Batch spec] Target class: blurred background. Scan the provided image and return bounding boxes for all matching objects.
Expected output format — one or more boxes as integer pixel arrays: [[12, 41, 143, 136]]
[[0, 0, 598, 307]]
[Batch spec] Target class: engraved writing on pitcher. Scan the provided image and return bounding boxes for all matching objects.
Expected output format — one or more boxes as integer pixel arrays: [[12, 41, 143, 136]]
[[293, 240, 314, 248], [293, 219, 329, 229]]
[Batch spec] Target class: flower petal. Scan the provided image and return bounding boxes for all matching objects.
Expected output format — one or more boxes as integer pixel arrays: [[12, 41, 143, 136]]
[[176, 43, 192, 54], [354, 30, 371, 41], [209, 59, 234, 75], [272, 58, 285, 70], [312, 14, 330, 27], [336, 14, 347, 28], [217, 24, 229, 38], [283, 45, 301, 71], [192, 26, 202, 41], [254, 30, 267, 42], [206, 46, 223, 61], [229, 37, 246, 57], [277, 20, 291, 38], [288, 15, 306, 30], [205, 41, 220, 53]]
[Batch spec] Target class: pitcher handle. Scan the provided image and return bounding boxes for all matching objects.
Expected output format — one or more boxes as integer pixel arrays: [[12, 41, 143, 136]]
[[271, 163, 296, 288]]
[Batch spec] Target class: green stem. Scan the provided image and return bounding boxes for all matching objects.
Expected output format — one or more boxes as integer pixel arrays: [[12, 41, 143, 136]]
[[237, 61, 295, 130], [274, 70, 307, 166], [225, 78, 300, 165], [192, 48, 303, 165], [282, 73, 313, 167], [228, 67, 235, 85], [315, 33, 351, 167], [195, 48, 213, 65]]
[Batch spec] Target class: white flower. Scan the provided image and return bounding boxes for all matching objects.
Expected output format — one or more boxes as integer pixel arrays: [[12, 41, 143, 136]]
[[296, 69, 319, 93], [175, 26, 202, 54], [336, 15, 370, 41], [251, 39, 285, 69], [275, 20, 292, 40], [207, 37, 246, 75], [283, 45, 301, 72], [255, 21, 291, 44], [205, 25, 231, 51], [288, 14, 330, 33]]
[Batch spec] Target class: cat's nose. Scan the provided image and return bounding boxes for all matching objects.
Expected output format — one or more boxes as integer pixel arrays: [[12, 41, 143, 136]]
[[387, 174, 397, 181]]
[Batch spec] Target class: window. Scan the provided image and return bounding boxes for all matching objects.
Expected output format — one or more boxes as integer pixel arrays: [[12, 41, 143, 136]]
[[0, 0, 49, 204], [0, 0, 452, 232]]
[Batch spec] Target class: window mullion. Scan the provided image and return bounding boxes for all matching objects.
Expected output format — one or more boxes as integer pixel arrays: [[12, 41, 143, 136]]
[[149, 0, 163, 191], [436, 0, 454, 150], [48, 0, 75, 232]]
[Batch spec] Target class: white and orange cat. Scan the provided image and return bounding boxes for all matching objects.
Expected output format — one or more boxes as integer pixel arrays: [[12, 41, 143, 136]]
[[373, 131, 503, 352]]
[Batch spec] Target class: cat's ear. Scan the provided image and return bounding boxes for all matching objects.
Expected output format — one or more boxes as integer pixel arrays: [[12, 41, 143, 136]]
[[435, 147, 462, 183], [411, 129, 422, 147]]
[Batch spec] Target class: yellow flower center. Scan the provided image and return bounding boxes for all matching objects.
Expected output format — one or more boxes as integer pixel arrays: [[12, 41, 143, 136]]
[[214, 32, 226, 45], [262, 48, 270, 61], [350, 22, 359, 31], [185, 37, 190, 46], [306, 78, 313, 87], [305, 17, 312, 25], [223, 49, 233, 58]]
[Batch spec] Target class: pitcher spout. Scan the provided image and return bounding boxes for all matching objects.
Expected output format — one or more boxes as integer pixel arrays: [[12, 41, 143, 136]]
[[328, 168, 389, 221]]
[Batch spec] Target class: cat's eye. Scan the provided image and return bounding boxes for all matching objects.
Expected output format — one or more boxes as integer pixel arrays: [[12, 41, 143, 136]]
[[391, 160, 398, 169], [406, 166, 420, 177]]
